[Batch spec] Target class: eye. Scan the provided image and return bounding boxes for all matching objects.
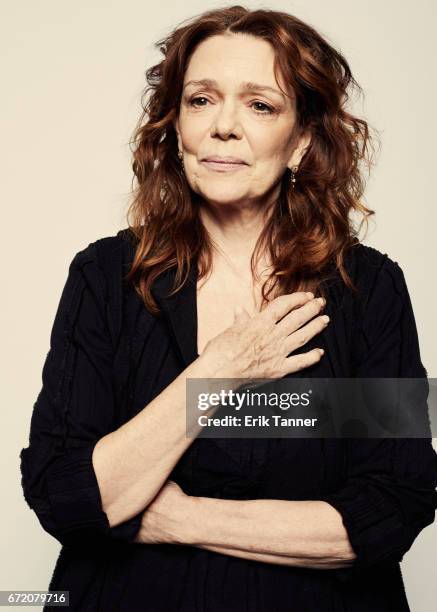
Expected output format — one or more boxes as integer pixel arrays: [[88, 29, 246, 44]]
[[187, 96, 276, 115], [188, 96, 210, 108], [251, 101, 275, 115]]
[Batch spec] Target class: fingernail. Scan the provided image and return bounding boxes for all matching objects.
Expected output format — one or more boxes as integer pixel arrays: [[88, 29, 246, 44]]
[[317, 297, 326, 306], [306, 292, 314, 299]]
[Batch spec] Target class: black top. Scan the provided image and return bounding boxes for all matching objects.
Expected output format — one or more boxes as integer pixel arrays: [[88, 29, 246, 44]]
[[20, 229, 437, 612]]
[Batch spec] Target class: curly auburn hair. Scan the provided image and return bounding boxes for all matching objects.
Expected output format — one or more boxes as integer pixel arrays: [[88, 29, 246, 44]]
[[125, 4, 377, 315]]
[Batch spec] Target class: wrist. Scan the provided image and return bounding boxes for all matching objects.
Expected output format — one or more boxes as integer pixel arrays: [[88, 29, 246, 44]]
[[192, 350, 231, 378], [194, 353, 249, 391], [174, 494, 203, 545]]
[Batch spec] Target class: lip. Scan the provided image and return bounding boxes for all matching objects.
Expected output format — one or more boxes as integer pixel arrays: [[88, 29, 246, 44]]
[[201, 156, 248, 172]]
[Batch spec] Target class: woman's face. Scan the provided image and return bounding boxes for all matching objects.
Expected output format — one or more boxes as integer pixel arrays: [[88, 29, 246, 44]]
[[174, 33, 310, 209]]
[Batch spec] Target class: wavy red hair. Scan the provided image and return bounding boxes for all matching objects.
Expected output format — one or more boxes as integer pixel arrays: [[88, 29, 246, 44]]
[[125, 5, 377, 315]]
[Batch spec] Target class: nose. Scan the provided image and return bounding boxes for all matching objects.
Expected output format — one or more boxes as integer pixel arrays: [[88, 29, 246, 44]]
[[210, 99, 243, 140]]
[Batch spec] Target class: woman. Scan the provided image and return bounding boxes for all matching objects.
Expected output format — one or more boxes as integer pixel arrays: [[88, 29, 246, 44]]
[[20, 6, 437, 611]]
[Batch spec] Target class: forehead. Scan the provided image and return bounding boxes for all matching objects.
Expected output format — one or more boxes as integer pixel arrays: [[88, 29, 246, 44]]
[[184, 33, 285, 91]]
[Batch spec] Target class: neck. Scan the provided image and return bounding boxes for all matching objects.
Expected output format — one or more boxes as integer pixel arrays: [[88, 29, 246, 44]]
[[198, 197, 275, 265]]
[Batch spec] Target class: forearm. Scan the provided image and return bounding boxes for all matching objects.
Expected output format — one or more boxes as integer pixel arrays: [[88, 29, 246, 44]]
[[197, 544, 354, 569], [92, 354, 223, 528], [182, 496, 356, 567]]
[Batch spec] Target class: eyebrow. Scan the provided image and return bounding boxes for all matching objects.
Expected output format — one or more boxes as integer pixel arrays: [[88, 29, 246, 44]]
[[183, 78, 287, 101]]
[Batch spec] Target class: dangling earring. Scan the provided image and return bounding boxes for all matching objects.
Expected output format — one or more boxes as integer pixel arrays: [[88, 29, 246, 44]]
[[290, 165, 299, 189], [178, 149, 185, 173]]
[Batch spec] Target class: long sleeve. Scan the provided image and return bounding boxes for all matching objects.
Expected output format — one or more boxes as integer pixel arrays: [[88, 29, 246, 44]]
[[319, 255, 437, 580], [19, 243, 143, 548]]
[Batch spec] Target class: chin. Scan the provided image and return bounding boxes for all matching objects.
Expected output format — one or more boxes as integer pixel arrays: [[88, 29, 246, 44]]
[[199, 190, 252, 205]]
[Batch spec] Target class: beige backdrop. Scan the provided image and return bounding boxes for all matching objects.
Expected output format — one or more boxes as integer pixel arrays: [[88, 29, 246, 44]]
[[2, 0, 436, 610]]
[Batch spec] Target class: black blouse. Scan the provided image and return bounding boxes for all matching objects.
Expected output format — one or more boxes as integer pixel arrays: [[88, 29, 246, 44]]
[[20, 229, 437, 611]]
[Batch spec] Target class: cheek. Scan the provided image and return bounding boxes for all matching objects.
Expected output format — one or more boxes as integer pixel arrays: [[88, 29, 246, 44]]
[[250, 126, 293, 161], [179, 115, 210, 153], [183, 133, 203, 157], [249, 131, 292, 181]]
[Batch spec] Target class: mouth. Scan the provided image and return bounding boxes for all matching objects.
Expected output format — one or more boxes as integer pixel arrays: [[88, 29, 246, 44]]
[[200, 157, 248, 172]]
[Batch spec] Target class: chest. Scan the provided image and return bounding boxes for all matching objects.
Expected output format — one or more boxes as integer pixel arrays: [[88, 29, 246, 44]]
[[112, 273, 354, 501], [195, 270, 270, 355]]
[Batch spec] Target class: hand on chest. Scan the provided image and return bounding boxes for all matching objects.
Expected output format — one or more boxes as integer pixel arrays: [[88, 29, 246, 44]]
[[196, 269, 268, 355]]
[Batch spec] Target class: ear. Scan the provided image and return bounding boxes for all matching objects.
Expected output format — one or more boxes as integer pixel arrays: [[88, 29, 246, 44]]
[[287, 130, 311, 169]]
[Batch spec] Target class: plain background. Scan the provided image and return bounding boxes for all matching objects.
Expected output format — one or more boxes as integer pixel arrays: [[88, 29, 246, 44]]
[[1, 1, 436, 609]]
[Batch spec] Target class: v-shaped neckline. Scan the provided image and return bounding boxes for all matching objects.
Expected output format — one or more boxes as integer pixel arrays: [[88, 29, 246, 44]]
[[151, 254, 200, 367]]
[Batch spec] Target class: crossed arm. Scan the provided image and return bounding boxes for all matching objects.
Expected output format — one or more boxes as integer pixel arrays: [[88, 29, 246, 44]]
[[132, 481, 357, 569]]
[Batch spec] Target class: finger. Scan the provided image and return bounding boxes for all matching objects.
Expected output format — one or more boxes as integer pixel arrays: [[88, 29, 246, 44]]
[[283, 314, 330, 355], [281, 347, 324, 376], [266, 292, 314, 324], [277, 297, 327, 337]]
